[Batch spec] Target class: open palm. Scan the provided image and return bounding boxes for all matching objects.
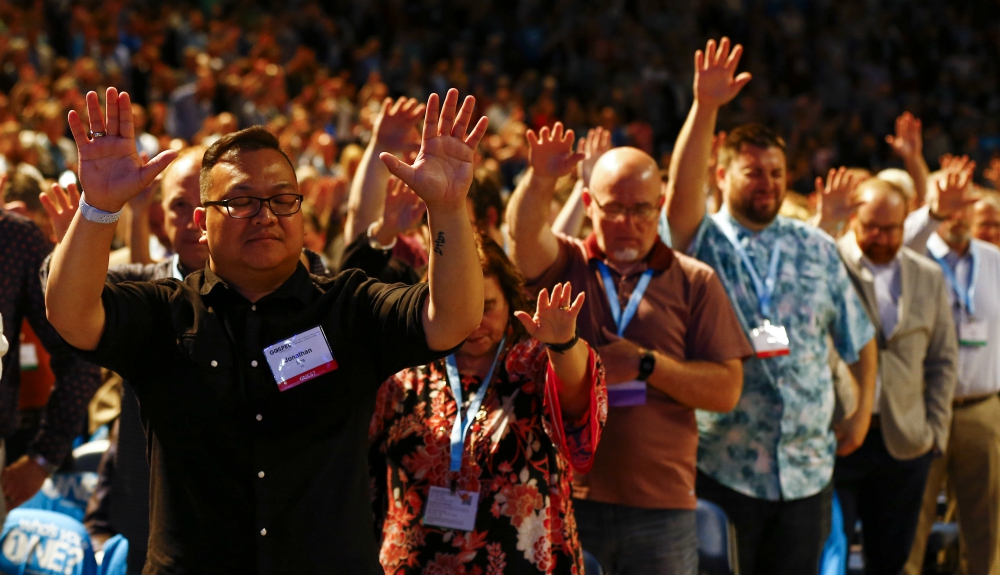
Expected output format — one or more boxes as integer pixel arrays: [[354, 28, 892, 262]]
[[694, 37, 752, 109], [514, 282, 585, 345], [379, 89, 488, 210], [69, 88, 177, 212], [527, 122, 583, 179]]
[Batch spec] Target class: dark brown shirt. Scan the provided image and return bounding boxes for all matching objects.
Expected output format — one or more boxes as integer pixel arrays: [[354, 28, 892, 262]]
[[528, 233, 753, 510], [73, 263, 447, 574]]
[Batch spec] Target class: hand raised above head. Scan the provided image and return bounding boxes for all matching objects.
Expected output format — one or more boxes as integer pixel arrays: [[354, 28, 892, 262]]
[[930, 164, 979, 220], [693, 37, 752, 110], [39, 181, 81, 243], [68, 87, 177, 213], [378, 89, 488, 212], [527, 122, 584, 179], [885, 112, 923, 162], [371, 96, 425, 152], [815, 166, 865, 226], [515, 282, 586, 345], [577, 127, 612, 188]]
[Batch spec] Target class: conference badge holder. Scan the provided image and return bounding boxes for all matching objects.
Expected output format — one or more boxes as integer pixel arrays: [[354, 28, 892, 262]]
[[424, 486, 480, 531], [263, 326, 338, 392], [959, 317, 988, 347], [750, 320, 790, 359]]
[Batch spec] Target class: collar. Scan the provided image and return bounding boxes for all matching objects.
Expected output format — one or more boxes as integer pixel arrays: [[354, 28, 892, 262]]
[[839, 231, 902, 270], [197, 262, 316, 306], [927, 232, 973, 262], [583, 232, 674, 273], [716, 206, 781, 239]]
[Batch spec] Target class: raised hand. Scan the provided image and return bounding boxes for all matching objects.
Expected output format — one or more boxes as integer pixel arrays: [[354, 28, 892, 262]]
[[814, 166, 865, 229], [379, 177, 426, 239], [68, 88, 177, 213], [577, 127, 612, 188], [929, 164, 978, 220], [371, 96, 425, 152], [527, 122, 584, 179], [40, 182, 81, 242], [379, 89, 487, 211], [886, 112, 923, 163], [694, 37, 752, 109], [514, 282, 585, 345]]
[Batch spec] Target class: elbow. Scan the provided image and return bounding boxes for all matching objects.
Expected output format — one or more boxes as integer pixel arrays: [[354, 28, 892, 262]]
[[712, 362, 745, 413]]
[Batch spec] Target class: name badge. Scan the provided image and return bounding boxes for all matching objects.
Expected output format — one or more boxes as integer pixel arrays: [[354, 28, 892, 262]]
[[19, 343, 39, 371], [608, 380, 647, 407], [959, 318, 988, 347], [424, 486, 479, 531], [751, 321, 790, 359], [263, 326, 338, 392]]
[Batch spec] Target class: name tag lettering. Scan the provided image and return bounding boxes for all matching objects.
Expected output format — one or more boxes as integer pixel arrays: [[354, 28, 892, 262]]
[[751, 322, 790, 359], [263, 326, 338, 392], [423, 486, 480, 531]]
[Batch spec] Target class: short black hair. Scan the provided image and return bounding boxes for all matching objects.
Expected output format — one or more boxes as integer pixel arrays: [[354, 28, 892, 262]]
[[467, 169, 505, 226], [199, 126, 295, 201], [2, 172, 43, 213], [718, 123, 787, 169]]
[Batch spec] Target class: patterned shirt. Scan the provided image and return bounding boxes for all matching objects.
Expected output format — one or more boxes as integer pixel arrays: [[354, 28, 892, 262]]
[[370, 336, 607, 574], [0, 209, 101, 463], [690, 210, 875, 501]]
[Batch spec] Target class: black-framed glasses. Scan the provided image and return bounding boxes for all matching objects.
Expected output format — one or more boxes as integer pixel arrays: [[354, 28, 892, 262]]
[[203, 194, 304, 219], [858, 221, 904, 237], [591, 196, 660, 223]]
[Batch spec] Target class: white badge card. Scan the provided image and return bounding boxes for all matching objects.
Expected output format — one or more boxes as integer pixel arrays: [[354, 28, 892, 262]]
[[424, 486, 480, 531], [959, 318, 988, 347], [750, 321, 790, 359], [607, 380, 647, 407], [19, 343, 39, 371], [263, 326, 338, 392]]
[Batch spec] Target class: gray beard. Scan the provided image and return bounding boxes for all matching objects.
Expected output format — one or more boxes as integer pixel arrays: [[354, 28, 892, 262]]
[[611, 247, 642, 262]]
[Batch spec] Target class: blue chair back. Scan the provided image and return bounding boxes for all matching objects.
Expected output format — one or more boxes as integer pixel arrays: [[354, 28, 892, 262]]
[[696, 498, 739, 575], [97, 534, 129, 575], [582, 549, 603, 575], [19, 472, 99, 522], [0, 508, 97, 575], [820, 492, 848, 575]]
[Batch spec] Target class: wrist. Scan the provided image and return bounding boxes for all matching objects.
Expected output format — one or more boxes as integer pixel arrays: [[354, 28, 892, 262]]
[[528, 167, 561, 184], [79, 193, 124, 223], [637, 348, 656, 381], [27, 450, 59, 475], [546, 327, 580, 353], [367, 221, 398, 251]]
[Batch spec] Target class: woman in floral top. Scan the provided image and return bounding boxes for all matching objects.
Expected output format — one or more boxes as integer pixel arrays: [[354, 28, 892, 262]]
[[370, 236, 607, 574]]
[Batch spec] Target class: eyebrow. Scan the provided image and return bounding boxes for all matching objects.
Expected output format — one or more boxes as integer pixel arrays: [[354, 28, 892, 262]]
[[222, 182, 295, 198]]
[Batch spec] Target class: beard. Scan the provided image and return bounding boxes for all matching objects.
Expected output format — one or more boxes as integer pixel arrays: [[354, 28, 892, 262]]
[[733, 189, 784, 225], [610, 247, 642, 262], [861, 243, 900, 265]]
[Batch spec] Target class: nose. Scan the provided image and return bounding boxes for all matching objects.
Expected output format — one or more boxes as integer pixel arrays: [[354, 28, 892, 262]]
[[251, 201, 278, 224]]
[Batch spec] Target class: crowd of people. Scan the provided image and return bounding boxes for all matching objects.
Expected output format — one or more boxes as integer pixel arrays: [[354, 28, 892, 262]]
[[2, 1, 1000, 575]]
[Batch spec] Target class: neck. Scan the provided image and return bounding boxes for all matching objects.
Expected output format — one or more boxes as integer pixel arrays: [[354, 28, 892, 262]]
[[946, 237, 971, 257], [726, 202, 773, 233], [454, 341, 502, 378], [210, 259, 296, 303], [605, 257, 645, 276]]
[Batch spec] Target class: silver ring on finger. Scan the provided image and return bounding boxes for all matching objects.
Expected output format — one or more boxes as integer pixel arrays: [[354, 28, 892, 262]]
[[89, 130, 107, 138]]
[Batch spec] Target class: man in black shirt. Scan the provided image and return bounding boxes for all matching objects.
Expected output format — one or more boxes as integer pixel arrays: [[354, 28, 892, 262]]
[[46, 87, 488, 574]]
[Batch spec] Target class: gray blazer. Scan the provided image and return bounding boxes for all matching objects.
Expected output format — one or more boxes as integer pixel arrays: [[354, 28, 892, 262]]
[[837, 233, 959, 460]]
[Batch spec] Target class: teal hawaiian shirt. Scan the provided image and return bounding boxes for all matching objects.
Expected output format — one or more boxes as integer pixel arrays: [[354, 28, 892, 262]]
[[690, 210, 875, 501]]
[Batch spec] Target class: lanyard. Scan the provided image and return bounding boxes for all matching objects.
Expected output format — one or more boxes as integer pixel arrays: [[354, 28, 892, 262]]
[[445, 336, 506, 473], [597, 262, 653, 337], [934, 248, 979, 316], [715, 216, 782, 319]]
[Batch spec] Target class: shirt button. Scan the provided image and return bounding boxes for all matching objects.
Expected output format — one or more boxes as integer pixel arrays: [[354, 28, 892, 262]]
[[256, 414, 263, 421], [251, 360, 258, 367], [210, 360, 218, 368], [260, 528, 267, 536], [258, 471, 265, 478], [251, 305, 257, 311]]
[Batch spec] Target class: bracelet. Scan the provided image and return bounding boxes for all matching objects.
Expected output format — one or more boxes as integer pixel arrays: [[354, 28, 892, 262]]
[[546, 327, 580, 353], [367, 221, 397, 251], [79, 193, 123, 224], [28, 451, 59, 475]]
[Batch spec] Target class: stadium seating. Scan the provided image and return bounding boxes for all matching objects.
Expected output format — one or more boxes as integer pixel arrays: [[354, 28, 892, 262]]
[[696, 499, 739, 575]]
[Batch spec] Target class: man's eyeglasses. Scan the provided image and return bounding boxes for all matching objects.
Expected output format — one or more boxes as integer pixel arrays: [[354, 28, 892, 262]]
[[591, 196, 660, 223], [858, 221, 903, 236], [203, 194, 304, 219]]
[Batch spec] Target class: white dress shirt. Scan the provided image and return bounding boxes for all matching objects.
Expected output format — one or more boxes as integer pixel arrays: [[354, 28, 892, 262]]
[[861, 256, 902, 412]]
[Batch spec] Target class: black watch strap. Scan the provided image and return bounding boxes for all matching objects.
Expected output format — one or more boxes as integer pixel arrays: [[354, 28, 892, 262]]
[[546, 327, 580, 353], [637, 349, 656, 381]]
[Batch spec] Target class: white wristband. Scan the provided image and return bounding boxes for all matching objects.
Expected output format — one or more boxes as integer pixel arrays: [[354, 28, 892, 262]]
[[367, 220, 397, 251], [79, 193, 123, 224]]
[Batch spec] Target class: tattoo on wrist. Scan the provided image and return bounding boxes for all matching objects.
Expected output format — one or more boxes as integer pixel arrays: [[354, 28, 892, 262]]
[[434, 231, 445, 256]]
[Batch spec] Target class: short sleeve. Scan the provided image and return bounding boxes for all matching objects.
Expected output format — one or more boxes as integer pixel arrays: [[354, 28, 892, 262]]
[[686, 214, 715, 258], [827, 255, 876, 365], [524, 234, 579, 292], [685, 266, 755, 362]]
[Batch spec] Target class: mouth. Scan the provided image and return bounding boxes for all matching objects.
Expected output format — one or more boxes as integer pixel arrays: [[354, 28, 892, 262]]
[[246, 235, 282, 243]]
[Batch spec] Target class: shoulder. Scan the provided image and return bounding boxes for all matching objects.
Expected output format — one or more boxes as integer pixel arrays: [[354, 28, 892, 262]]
[[0, 210, 47, 244], [778, 216, 837, 249], [974, 239, 1000, 265], [671, 250, 720, 281], [553, 232, 589, 261], [900, 247, 944, 278]]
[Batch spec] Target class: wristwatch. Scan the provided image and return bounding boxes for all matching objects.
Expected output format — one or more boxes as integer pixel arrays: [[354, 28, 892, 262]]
[[28, 450, 60, 476], [79, 193, 123, 224], [637, 349, 656, 381]]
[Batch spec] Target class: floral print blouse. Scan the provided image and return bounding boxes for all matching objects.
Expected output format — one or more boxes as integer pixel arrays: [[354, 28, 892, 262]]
[[370, 335, 607, 574]]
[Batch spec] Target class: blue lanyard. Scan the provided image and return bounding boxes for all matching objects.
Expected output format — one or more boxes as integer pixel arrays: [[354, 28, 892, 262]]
[[445, 336, 506, 473], [933, 248, 979, 316], [715, 216, 782, 319], [597, 262, 653, 337]]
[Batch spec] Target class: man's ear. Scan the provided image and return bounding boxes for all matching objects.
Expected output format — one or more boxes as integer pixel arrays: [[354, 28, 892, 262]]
[[194, 207, 208, 244]]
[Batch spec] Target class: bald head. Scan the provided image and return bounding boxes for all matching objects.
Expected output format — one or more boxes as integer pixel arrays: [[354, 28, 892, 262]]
[[851, 179, 908, 264], [584, 147, 664, 266], [589, 147, 661, 203], [856, 178, 909, 220], [973, 194, 1000, 247]]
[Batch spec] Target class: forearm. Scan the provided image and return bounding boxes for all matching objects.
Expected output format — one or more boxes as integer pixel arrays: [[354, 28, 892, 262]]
[[666, 102, 716, 252], [903, 205, 938, 251], [344, 142, 391, 243], [847, 340, 878, 419], [507, 168, 560, 279], [128, 205, 152, 264], [548, 340, 591, 420], [551, 179, 586, 238], [422, 205, 483, 351], [647, 353, 743, 412], [45, 214, 118, 350], [904, 155, 930, 208]]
